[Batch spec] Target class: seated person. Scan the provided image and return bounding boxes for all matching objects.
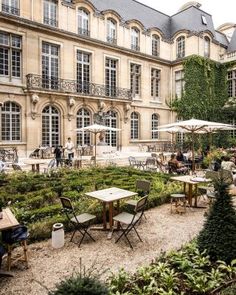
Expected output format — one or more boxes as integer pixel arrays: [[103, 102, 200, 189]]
[[176, 150, 184, 162], [168, 154, 188, 174], [221, 156, 236, 185]]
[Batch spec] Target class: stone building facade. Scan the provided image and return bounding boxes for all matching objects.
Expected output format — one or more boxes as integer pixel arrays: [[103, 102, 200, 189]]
[[0, 0, 235, 156]]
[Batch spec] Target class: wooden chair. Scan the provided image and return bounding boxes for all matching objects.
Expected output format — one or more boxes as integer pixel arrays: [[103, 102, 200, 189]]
[[2, 225, 29, 271]]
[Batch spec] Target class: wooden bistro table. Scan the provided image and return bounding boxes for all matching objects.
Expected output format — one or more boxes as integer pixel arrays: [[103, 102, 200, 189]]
[[24, 159, 46, 173], [0, 208, 19, 277], [85, 187, 137, 239], [170, 175, 211, 207]]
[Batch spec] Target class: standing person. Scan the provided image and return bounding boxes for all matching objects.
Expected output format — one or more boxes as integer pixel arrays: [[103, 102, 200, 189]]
[[54, 145, 63, 167], [64, 137, 75, 161]]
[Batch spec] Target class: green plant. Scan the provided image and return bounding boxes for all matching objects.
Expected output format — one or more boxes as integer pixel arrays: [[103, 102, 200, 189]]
[[198, 179, 236, 263], [49, 259, 108, 295]]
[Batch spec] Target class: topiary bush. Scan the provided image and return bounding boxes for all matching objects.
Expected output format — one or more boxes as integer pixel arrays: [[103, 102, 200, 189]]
[[198, 177, 236, 263]]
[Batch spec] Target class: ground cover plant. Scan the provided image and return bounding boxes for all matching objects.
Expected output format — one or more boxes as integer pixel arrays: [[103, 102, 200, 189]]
[[0, 167, 181, 241], [108, 241, 236, 295]]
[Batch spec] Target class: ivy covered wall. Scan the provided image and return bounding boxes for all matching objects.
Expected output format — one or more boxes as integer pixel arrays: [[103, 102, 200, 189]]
[[171, 55, 229, 122]]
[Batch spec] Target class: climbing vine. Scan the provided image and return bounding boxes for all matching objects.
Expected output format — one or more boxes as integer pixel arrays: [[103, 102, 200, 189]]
[[170, 55, 229, 122]]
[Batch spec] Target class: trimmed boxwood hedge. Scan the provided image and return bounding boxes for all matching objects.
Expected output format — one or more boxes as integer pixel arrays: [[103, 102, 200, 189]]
[[0, 167, 181, 241]]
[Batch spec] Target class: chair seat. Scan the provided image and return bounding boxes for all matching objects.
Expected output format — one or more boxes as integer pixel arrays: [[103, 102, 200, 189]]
[[71, 213, 96, 224], [125, 199, 138, 207], [113, 212, 140, 225]]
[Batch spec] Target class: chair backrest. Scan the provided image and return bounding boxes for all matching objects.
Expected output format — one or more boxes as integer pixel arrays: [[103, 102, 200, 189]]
[[136, 180, 150, 195], [48, 158, 56, 169], [145, 157, 157, 168], [12, 163, 22, 171], [168, 161, 178, 173], [135, 195, 148, 214], [128, 156, 137, 166], [60, 197, 77, 223]]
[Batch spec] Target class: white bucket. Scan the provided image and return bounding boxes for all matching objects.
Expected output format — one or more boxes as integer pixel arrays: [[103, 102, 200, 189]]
[[51, 223, 64, 249]]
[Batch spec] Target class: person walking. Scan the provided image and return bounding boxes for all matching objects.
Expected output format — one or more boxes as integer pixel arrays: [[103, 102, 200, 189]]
[[64, 137, 75, 161], [53, 145, 63, 167]]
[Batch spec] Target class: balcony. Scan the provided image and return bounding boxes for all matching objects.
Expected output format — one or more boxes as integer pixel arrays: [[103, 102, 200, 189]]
[[131, 44, 140, 51], [2, 4, 20, 16], [43, 17, 58, 27], [26, 74, 132, 101], [78, 27, 90, 37], [106, 36, 117, 45]]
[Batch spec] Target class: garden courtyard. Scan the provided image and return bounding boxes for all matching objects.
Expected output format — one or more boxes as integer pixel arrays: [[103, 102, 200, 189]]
[[1, 203, 205, 295]]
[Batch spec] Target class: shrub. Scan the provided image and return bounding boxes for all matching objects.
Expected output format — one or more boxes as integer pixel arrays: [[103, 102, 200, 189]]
[[198, 178, 236, 263]]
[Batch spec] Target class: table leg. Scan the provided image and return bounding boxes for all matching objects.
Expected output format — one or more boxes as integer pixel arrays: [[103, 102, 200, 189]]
[[189, 184, 193, 207], [32, 164, 35, 172], [109, 202, 113, 229], [116, 200, 120, 230], [36, 164, 40, 173], [103, 202, 107, 230]]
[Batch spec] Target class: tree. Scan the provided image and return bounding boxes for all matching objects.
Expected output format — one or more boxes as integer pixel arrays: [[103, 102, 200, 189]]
[[198, 177, 236, 263]]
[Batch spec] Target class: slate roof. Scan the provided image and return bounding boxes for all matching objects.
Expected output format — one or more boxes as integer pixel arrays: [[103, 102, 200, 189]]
[[81, 0, 229, 46], [227, 29, 236, 52], [89, 0, 171, 38]]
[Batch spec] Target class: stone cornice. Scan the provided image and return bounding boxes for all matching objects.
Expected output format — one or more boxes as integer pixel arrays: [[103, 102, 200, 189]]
[[0, 12, 171, 66]]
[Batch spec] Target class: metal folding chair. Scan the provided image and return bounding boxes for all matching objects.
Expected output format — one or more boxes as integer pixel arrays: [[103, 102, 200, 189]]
[[113, 196, 148, 249], [60, 197, 96, 247]]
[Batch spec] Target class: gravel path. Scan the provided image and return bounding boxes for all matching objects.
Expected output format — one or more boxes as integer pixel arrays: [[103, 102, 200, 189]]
[[0, 204, 207, 295]]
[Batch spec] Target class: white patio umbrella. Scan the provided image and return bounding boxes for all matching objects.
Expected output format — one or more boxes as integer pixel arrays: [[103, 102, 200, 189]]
[[76, 124, 121, 165], [155, 118, 236, 171]]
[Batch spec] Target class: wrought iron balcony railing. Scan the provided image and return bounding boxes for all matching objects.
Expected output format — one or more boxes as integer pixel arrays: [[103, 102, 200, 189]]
[[26, 74, 132, 101], [43, 17, 58, 27], [78, 27, 90, 37], [2, 4, 20, 16], [106, 36, 117, 45], [131, 44, 140, 51]]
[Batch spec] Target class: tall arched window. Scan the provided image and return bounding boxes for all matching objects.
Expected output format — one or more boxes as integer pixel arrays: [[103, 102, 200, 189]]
[[151, 114, 159, 139], [131, 27, 140, 51], [1, 101, 21, 141], [176, 36, 185, 58], [130, 112, 139, 140], [105, 110, 117, 147], [152, 34, 160, 56], [42, 105, 60, 147], [76, 108, 91, 146], [78, 8, 89, 36], [204, 36, 210, 58], [107, 18, 117, 44]]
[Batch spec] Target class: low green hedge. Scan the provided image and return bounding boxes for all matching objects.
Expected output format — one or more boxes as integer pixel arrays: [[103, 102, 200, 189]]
[[0, 167, 181, 241]]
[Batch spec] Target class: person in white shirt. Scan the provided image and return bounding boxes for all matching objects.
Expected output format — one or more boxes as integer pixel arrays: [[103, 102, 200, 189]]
[[0, 161, 6, 173], [64, 137, 75, 160]]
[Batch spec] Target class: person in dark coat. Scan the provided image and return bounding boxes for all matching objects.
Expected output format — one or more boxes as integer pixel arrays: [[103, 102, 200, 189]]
[[54, 145, 63, 167]]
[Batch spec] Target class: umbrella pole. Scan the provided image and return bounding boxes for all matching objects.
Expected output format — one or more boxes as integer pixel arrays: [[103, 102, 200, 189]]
[[192, 132, 195, 172], [94, 133, 97, 166]]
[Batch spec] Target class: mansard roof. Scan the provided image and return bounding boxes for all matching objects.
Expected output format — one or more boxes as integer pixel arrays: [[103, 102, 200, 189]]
[[89, 0, 171, 37], [227, 29, 236, 52], [82, 0, 228, 46]]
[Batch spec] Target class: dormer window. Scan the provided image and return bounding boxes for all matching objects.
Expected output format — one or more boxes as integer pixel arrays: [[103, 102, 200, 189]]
[[201, 15, 207, 25], [78, 8, 90, 37], [204, 36, 210, 58], [2, 0, 19, 16], [107, 19, 117, 45], [176, 36, 185, 59], [43, 0, 58, 27], [131, 27, 140, 51], [152, 35, 160, 57]]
